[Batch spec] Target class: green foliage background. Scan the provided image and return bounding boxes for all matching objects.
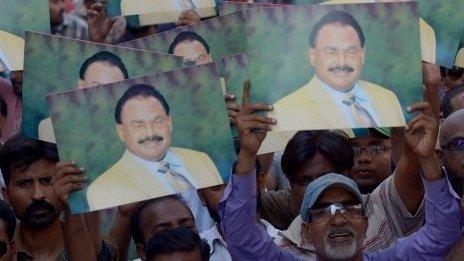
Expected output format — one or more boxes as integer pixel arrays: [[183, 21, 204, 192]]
[[47, 64, 235, 213], [295, 0, 464, 68], [22, 32, 183, 139], [245, 3, 422, 124], [119, 12, 247, 62], [0, 0, 50, 37]]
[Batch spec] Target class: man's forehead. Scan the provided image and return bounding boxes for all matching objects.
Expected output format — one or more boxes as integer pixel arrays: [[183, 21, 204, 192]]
[[350, 135, 388, 146], [11, 159, 55, 180], [315, 22, 362, 47], [175, 40, 207, 52], [141, 199, 192, 222], [441, 110, 464, 143], [121, 96, 166, 120], [85, 61, 123, 76]]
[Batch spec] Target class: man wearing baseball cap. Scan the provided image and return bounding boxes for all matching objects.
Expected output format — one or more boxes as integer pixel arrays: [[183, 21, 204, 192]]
[[218, 83, 463, 260]]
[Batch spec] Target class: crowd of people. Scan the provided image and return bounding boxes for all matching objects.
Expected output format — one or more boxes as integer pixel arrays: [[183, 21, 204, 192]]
[[1, 0, 464, 260]]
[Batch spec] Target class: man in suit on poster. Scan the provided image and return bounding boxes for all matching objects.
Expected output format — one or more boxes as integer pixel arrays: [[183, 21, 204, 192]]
[[86, 84, 222, 211], [269, 10, 405, 131]]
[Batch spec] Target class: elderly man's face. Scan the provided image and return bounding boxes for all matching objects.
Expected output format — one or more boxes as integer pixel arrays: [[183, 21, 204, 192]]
[[117, 96, 172, 162], [173, 40, 212, 66], [302, 187, 367, 260], [310, 23, 365, 91], [77, 62, 125, 89]]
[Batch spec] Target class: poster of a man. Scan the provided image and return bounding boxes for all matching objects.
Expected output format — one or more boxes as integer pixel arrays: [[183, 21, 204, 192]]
[[22, 32, 182, 140], [38, 51, 129, 143], [168, 31, 213, 65], [86, 84, 221, 211], [268, 10, 405, 130]]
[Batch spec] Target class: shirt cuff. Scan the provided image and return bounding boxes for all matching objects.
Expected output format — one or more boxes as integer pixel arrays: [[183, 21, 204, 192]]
[[230, 169, 257, 201], [423, 176, 450, 205], [218, 168, 257, 206]]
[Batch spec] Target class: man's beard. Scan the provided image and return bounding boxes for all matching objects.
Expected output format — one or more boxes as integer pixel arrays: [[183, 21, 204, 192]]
[[23, 200, 60, 229], [323, 225, 359, 260]]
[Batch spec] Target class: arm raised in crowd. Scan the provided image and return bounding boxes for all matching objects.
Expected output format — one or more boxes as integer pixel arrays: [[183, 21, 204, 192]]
[[392, 62, 440, 215], [87, 1, 117, 43], [393, 102, 438, 215], [52, 161, 97, 261], [218, 80, 301, 260]]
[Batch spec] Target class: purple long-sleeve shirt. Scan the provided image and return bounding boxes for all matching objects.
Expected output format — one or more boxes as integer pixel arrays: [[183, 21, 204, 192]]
[[218, 170, 462, 261]]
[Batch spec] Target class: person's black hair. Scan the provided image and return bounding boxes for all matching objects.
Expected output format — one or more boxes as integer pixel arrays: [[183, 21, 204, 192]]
[[115, 84, 170, 124], [446, 66, 464, 82], [441, 84, 464, 119], [0, 200, 15, 241], [0, 136, 59, 186], [0, 94, 7, 117], [130, 194, 194, 245], [79, 51, 129, 80], [309, 10, 365, 48], [145, 227, 210, 261], [168, 31, 210, 55], [281, 131, 354, 181]]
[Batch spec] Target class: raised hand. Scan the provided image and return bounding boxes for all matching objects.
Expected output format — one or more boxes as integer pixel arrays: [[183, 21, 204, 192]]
[[224, 93, 240, 125], [405, 102, 438, 159], [405, 101, 441, 181], [52, 161, 87, 209], [176, 9, 201, 26], [235, 80, 276, 174], [87, 1, 116, 43]]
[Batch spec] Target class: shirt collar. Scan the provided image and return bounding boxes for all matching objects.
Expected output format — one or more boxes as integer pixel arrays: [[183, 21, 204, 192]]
[[126, 149, 182, 170], [201, 224, 227, 255], [317, 76, 368, 103], [261, 219, 280, 239]]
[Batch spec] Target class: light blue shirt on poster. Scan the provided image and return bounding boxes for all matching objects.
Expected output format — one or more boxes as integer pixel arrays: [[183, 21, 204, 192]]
[[128, 149, 214, 231], [319, 77, 381, 127], [129, 149, 198, 194]]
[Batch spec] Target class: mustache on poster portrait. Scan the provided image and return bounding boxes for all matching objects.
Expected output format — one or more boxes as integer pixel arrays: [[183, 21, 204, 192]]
[[138, 134, 164, 144], [328, 65, 354, 73]]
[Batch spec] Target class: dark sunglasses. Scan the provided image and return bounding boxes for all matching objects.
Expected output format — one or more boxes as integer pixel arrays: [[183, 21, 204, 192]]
[[0, 241, 9, 257], [441, 137, 464, 152]]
